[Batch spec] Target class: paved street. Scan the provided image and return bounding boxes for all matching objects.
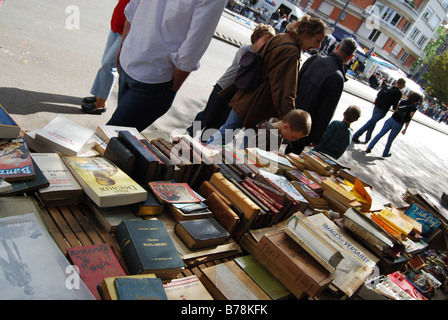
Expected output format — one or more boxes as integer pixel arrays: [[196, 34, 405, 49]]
[[1, 0, 447, 209]]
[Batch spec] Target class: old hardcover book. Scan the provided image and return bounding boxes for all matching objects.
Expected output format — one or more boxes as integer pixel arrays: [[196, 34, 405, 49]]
[[163, 275, 213, 300], [149, 181, 201, 204], [374, 209, 414, 236], [117, 130, 161, 184], [285, 213, 343, 272], [87, 199, 141, 232], [35, 115, 95, 156], [200, 260, 271, 300], [150, 139, 183, 182], [0, 104, 20, 139], [103, 137, 136, 175], [0, 213, 95, 300], [99, 274, 156, 300], [3, 158, 49, 196], [140, 139, 175, 180], [342, 208, 395, 254], [168, 203, 213, 221], [62, 156, 147, 207], [210, 172, 260, 232], [174, 218, 230, 250], [67, 244, 127, 300], [114, 219, 185, 278], [234, 255, 293, 300], [135, 187, 164, 216], [31, 153, 83, 204], [0, 138, 35, 181], [257, 230, 334, 297], [246, 147, 294, 173], [206, 192, 240, 234], [291, 180, 328, 210], [114, 277, 167, 300]]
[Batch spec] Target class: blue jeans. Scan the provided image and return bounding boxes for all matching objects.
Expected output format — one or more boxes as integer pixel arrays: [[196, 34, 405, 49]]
[[353, 106, 388, 143], [367, 117, 402, 156], [106, 63, 177, 132], [206, 109, 244, 145], [90, 30, 122, 100]]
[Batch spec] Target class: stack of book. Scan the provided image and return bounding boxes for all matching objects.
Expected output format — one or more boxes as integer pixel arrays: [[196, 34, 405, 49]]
[[321, 179, 362, 213], [301, 150, 337, 177]]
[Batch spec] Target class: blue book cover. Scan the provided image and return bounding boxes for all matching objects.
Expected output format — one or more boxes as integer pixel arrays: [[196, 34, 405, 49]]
[[0, 105, 20, 139], [114, 277, 168, 300], [404, 202, 441, 240]]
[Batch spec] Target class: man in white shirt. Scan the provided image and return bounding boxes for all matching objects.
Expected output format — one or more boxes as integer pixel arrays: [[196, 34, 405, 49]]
[[106, 0, 226, 132]]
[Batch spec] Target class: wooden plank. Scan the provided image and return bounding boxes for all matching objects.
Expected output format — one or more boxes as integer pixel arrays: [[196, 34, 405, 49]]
[[39, 207, 70, 254], [58, 206, 93, 247], [46, 206, 82, 250], [69, 205, 104, 245]]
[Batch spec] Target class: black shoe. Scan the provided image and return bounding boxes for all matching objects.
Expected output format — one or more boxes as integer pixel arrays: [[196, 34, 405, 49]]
[[382, 153, 392, 158], [82, 96, 97, 104], [352, 138, 361, 144], [82, 102, 106, 114], [366, 148, 371, 154]]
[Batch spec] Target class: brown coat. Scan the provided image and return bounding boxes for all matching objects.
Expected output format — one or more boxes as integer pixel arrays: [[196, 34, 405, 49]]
[[220, 34, 301, 130]]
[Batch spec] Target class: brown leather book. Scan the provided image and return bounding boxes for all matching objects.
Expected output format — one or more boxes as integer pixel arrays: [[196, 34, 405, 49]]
[[206, 192, 240, 234]]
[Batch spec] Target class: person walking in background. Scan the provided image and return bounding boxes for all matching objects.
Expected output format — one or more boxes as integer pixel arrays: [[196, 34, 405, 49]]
[[106, 0, 227, 132], [352, 78, 406, 144], [313, 105, 361, 159], [366, 92, 422, 157], [288, 37, 358, 155], [81, 0, 130, 114], [186, 24, 275, 141], [207, 15, 328, 146]]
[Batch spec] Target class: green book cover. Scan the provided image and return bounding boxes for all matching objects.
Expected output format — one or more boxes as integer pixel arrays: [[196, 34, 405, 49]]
[[114, 219, 185, 278], [234, 255, 292, 300]]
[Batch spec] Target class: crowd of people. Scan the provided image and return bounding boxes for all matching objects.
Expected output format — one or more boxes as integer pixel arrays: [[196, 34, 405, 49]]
[[82, 0, 425, 163]]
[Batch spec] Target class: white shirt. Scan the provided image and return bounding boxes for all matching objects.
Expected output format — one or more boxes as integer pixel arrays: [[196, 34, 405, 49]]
[[121, 0, 226, 84]]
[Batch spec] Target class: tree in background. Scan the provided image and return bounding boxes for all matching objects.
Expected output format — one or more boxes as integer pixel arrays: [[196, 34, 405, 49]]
[[424, 51, 448, 106]]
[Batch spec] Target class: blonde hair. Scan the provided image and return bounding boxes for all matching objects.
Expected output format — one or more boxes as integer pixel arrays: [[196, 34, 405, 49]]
[[286, 15, 328, 45], [251, 24, 275, 44]]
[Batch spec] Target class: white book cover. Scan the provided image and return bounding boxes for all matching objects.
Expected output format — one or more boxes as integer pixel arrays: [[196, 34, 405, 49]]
[[96, 125, 144, 141], [30, 153, 82, 195], [35, 116, 95, 156]]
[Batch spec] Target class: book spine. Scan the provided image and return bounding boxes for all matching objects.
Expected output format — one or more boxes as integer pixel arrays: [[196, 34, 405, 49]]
[[114, 224, 143, 275]]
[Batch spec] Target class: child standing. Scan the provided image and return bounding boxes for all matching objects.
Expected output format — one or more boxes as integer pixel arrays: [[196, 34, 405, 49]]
[[313, 105, 361, 159]]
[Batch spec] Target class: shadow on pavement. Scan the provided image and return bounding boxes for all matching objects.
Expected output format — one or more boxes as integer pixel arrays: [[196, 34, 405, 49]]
[[0, 87, 84, 115]]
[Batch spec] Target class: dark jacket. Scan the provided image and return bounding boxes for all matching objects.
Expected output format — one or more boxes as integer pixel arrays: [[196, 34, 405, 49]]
[[294, 53, 346, 147]]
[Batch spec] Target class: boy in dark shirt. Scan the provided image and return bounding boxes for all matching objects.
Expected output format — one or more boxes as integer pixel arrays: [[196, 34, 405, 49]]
[[313, 105, 361, 159]]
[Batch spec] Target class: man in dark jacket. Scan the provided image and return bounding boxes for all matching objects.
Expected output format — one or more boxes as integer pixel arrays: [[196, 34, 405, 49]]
[[288, 37, 358, 155], [352, 78, 405, 144]]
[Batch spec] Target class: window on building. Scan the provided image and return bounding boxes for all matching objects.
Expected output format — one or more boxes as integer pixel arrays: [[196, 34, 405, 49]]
[[390, 13, 402, 26], [417, 35, 428, 49], [409, 27, 421, 41], [388, 39, 396, 48], [429, 15, 441, 30], [381, 8, 394, 23], [368, 29, 382, 42], [422, 7, 434, 22], [400, 51, 409, 63]]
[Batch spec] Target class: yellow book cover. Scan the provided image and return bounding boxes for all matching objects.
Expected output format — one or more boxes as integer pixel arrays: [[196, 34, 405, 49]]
[[376, 209, 414, 235], [62, 156, 147, 207]]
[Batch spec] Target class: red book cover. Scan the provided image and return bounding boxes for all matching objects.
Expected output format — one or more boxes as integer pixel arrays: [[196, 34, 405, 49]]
[[67, 244, 126, 300]]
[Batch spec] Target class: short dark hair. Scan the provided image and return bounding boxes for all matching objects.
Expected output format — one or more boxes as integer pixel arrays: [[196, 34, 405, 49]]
[[339, 38, 357, 58], [344, 105, 361, 123], [408, 92, 422, 104]]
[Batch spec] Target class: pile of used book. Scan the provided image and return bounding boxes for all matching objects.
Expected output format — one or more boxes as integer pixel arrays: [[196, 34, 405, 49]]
[[1, 107, 448, 301]]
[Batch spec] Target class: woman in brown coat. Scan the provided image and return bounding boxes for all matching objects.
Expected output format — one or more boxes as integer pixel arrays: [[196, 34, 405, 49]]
[[208, 15, 328, 146]]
